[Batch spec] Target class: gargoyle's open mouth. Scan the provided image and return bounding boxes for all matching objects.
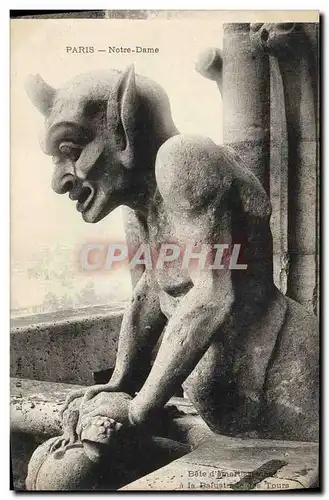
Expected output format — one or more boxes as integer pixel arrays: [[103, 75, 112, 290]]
[[77, 187, 92, 204], [69, 185, 94, 213], [77, 187, 93, 213]]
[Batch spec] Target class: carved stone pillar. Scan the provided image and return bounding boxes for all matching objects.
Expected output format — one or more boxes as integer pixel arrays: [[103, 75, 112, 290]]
[[254, 23, 318, 313], [196, 22, 319, 314], [223, 23, 271, 194], [267, 55, 289, 293], [196, 24, 271, 194]]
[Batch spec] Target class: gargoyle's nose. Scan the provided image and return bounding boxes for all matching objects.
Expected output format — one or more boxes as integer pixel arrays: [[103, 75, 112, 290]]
[[52, 172, 76, 194]]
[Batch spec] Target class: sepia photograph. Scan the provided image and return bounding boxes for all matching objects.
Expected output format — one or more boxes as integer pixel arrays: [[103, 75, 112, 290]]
[[10, 9, 320, 491]]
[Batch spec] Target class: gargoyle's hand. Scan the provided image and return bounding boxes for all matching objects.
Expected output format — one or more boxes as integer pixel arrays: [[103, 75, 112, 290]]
[[76, 392, 133, 462], [77, 391, 133, 438], [79, 416, 123, 462], [60, 381, 124, 418], [60, 388, 86, 418], [81, 381, 126, 405], [49, 408, 80, 456], [129, 399, 182, 435]]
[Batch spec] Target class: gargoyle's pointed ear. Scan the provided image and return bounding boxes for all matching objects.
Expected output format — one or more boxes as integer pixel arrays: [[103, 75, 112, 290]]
[[25, 74, 55, 117], [107, 65, 138, 166]]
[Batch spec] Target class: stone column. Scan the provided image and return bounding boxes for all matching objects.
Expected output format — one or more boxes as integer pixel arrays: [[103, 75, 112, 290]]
[[256, 23, 318, 313], [223, 23, 271, 194], [268, 55, 289, 294], [283, 25, 318, 314], [195, 25, 271, 194], [196, 23, 319, 314]]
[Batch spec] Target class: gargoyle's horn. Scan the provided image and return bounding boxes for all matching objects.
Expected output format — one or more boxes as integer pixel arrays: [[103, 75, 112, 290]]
[[195, 47, 223, 96], [25, 74, 55, 117]]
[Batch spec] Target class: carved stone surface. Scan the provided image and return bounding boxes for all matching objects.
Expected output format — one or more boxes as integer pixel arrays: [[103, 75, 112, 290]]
[[11, 306, 123, 385], [250, 22, 319, 313], [11, 378, 319, 491], [10, 378, 199, 489], [122, 434, 318, 491], [24, 47, 318, 489]]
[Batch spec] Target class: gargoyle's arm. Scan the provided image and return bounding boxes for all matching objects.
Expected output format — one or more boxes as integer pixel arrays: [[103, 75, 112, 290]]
[[109, 271, 167, 394], [129, 267, 234, 425], [129, 134, 238, 424]]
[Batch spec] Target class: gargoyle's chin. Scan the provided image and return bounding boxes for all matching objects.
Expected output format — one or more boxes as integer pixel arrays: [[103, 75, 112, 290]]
[[81, 195, 119, 223], [82, 210, 102, 224]]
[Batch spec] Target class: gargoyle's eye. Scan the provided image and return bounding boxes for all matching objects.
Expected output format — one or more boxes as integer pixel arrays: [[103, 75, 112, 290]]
[[59, 141, 83, 161]]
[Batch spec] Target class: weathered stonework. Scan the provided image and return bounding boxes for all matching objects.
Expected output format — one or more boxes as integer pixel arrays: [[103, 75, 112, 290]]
[[10, 378, 318, 491], [11, 306, 123, 385], [23, 21, 319, 490]]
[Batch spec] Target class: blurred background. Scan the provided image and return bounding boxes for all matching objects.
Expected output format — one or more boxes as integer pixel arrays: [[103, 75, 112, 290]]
[[11, 12, 319, 317], [11, 15, 224, 317]]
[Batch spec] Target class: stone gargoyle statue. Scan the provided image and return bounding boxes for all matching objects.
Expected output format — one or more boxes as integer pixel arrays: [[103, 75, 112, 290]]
[[25, 65, 318, 490]]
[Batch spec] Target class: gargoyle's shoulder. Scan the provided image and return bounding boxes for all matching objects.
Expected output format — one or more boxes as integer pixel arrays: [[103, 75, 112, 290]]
[[155, 134, 233, 212]]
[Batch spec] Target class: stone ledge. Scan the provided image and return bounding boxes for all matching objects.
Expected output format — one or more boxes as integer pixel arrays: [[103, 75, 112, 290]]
[[122, 435, 319, 491], [10, 377, 195, 490], [11, 378, 83, 438], [11, 378, 319, 491], [10, 305, 125, 385], [10, 377, 197, 439], [11, 378, 87, 490]]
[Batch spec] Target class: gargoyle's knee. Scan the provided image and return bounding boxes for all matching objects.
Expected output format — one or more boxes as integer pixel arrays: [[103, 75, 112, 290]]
[[26, 437, 99, 491]]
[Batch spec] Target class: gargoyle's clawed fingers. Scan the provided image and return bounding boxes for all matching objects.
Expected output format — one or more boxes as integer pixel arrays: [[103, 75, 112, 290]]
[[82, 383, 118, 404], [78, 415, 123, 444], [49, 431, 77, 455], [60, 388, 86, 417]]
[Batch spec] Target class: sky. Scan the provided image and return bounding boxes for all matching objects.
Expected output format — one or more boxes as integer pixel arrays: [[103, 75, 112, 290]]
[[11, 17, 224, 315]]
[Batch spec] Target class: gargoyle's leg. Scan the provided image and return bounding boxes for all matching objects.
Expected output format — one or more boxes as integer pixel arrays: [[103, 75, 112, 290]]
[[110, 273, 167, 392], [62, 272, 167, 413], [82, 272, 167, 404], [261, 297, 319, 442], [129, 270, 234, 426]]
